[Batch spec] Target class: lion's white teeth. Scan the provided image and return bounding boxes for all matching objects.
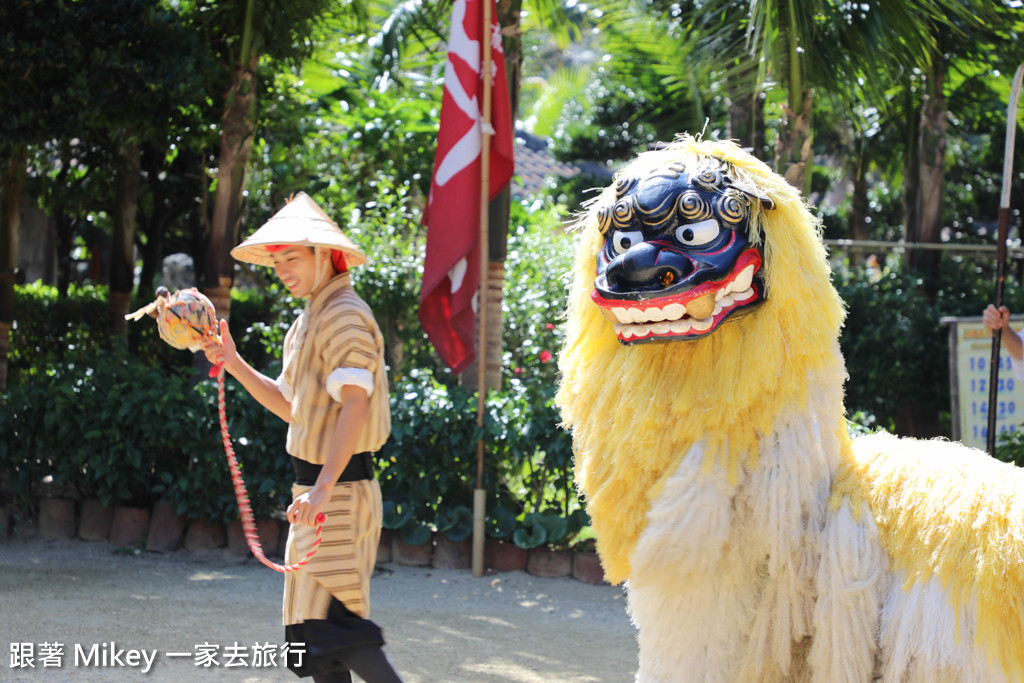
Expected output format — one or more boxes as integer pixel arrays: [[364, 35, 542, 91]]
[[612, 302, 687, 324], [731, 266, 755, 294], [716, 265, 756, 301], [611, 307, 634, 323], [734, 287, 755, 303], [610, 273, 756, 335], [616, 323, 649, 339], [646, 307, 667, 322], [628, 308, 646, 323], [669, 319, 693, 334], [663, 303, 686, 320]]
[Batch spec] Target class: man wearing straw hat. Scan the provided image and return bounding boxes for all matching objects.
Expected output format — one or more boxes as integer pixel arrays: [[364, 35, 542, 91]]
[[202, 193, 403, 683]]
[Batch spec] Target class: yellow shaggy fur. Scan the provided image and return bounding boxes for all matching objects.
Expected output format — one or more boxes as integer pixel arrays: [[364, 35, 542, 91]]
[[836, 432, 1024, 677], [556, 135, 1024, 681], [557, 136, 849, 583]]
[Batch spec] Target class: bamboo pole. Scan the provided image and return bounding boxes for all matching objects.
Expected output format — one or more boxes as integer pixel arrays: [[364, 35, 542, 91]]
[[473, 0, 495, 578], [986, 63, 1024, 456]]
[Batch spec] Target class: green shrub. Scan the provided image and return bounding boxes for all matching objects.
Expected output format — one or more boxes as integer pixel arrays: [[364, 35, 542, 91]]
[[994, 429, 1024, 467], [4, 348, 183, 508], [836, 265, 948, 433], [837, 250, 1024, 437], [378, 369, 480, 545], [1, 336, 290, 523], [376, 367, 585, 549]]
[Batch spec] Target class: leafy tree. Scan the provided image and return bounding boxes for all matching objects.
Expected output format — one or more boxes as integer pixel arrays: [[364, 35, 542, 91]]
[[178, 0, 365, 321], [0, 0, 209, 381], [904, 5, 1022, 279]]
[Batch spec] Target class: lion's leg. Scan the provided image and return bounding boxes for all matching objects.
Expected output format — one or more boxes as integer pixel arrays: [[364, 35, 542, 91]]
[[808, 495, 885, 682], [876, 574, 1011, 683], [627, 444, 754, 682], [628, 575, 754, 683]]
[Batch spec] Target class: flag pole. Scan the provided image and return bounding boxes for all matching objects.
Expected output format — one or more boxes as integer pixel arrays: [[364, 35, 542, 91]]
[[986, 62, 1024, 456], [473, 0, 495, 578]]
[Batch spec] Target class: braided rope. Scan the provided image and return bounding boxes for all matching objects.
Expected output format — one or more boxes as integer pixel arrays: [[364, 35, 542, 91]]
[[216, 365, 324, 573], [135, 290, 325, 572]]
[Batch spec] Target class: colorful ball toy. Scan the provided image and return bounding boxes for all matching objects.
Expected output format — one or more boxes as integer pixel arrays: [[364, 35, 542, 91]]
[[125, 286, 216, 350]]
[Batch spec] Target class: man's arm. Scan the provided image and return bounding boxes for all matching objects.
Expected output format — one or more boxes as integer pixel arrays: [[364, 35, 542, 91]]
[[202, 319, 292, 422], [984, 305, 1024, 360], [287, 383, 370, 527]]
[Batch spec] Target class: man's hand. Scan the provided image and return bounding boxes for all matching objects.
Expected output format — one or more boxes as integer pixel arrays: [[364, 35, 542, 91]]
[[200, 319, 238, 369], [287, 485, 330, 528], [983, 304, 1011, 332]]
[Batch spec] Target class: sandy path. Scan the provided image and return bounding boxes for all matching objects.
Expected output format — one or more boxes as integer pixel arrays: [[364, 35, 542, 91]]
[[0, 537, 638, 682]]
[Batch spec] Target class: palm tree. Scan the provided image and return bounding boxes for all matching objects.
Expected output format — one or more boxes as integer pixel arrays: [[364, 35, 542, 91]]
[[905, 6, 1020, 275], [0, 148, 26, 389], [597, 0, 994, 192]]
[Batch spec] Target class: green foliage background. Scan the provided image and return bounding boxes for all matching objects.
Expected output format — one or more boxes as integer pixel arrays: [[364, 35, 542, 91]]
[[3, 0, 1023, 549]]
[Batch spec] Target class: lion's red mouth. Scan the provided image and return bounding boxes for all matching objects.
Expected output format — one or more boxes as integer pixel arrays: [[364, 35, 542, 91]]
[[591, 249, 763, 342]]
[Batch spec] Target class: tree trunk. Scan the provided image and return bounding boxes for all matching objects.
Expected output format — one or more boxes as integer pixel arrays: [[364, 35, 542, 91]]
[[848, 142, 870, 266], [205, 54, 257, 323], [110, 137, 141, 338], [902, 86, 922, 259], [777, 88, 814, 193], [54, 210, 75, 298], [50, 155, 76, 297], [137, 144, 165, 293], [728, 86, 753, 149], [0, 145, 26, 390], [752, 91, 765, 161], [727, 62, 764, 156], [915, 58, 947, 279], [497, 0, 523, 118]]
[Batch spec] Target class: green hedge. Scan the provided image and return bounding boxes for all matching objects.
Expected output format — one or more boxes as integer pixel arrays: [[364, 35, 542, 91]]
[[6, 233, 1021, 547], [1, 255, 587, 548], [1, 345, 289, 525]]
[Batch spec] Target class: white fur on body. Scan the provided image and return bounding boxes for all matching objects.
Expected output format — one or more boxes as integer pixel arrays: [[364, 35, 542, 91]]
[[627, 368, 1013, 683]]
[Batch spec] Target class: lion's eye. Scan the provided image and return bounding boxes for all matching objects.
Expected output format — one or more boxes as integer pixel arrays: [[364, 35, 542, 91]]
[[675, 219, 720, 247], [612, 230, 644, 255]]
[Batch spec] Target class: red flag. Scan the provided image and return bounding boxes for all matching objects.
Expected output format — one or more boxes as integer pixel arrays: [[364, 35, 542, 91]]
[[419, 0, 514, 374]]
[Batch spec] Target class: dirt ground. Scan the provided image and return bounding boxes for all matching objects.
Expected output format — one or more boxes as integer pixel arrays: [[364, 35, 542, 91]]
[[0, 536, 639, 682]]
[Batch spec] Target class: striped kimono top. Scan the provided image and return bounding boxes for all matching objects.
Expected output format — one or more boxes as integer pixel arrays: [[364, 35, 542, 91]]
[[278, 272, 391, 624]]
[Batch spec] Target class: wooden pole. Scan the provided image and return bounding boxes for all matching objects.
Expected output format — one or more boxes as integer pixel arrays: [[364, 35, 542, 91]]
[[473, 0, 495, 579], [986, 63, 1024, 456]]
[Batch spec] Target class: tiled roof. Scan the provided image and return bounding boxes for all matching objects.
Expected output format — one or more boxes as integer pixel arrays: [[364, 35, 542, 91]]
[[511, 131, 583, 198]]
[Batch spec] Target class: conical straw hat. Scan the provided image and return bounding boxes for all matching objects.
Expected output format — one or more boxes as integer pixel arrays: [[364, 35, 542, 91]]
[[230, 192, 367, 268]]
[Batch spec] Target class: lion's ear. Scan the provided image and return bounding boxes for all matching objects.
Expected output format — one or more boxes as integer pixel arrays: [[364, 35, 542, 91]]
[[730, 176, 775, 211]]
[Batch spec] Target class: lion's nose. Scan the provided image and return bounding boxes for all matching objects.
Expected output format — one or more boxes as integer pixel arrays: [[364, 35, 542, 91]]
[[604, 245, 693, 294]]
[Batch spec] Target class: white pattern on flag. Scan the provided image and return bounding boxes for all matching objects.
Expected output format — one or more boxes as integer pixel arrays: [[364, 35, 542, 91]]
[[418, 0, 515, 373]]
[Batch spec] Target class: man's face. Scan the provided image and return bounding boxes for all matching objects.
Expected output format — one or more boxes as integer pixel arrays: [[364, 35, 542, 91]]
[[271, 246, 322, 298]]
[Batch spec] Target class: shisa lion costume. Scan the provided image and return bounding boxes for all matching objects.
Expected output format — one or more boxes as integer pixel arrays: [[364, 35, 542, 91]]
[[555, 136, 1024, 682]]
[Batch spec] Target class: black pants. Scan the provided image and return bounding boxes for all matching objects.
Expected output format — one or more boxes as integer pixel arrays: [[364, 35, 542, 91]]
[[285, 596, 399, 679]]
